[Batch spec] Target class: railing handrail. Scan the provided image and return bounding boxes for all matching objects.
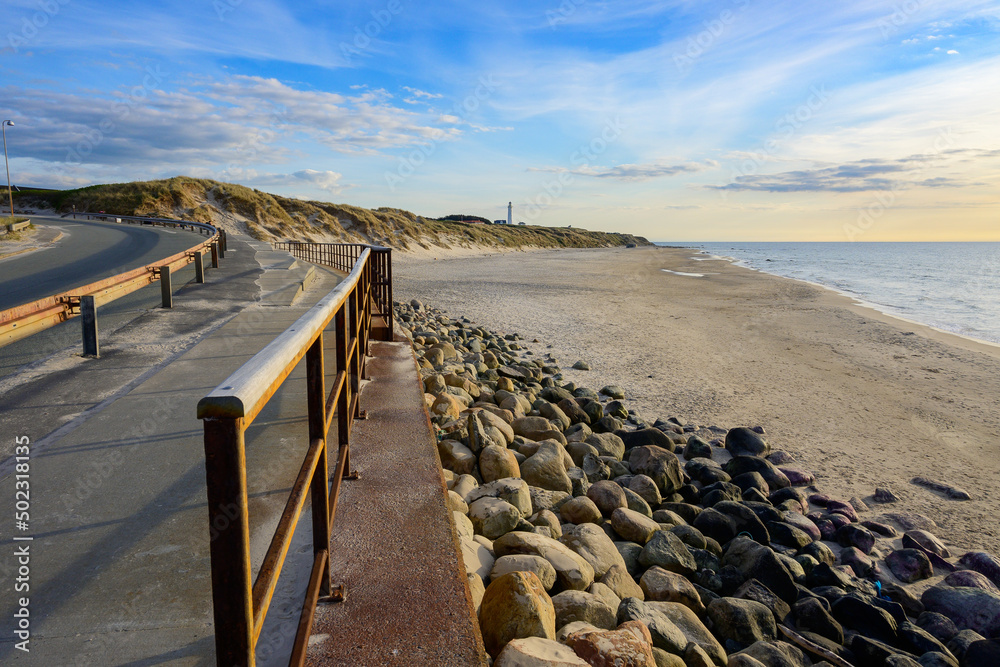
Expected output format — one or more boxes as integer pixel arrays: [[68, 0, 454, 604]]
[[0, 212, 224, 350], [197, 247, 370, 422]]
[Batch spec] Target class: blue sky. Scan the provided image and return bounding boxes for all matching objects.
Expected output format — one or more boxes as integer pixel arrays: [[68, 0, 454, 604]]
[[2, 0, 999, 240]]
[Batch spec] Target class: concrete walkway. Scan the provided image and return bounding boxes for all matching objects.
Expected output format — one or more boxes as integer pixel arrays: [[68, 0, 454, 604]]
[[0, 233, 341, 665], [0, 236, 485, 666]]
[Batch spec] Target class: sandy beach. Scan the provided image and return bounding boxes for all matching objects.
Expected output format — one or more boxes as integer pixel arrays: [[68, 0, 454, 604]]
[[394, 245, 1000, 557]]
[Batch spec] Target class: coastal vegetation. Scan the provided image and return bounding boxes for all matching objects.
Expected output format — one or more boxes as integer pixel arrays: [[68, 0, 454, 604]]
[[14, 177, 650, 251]]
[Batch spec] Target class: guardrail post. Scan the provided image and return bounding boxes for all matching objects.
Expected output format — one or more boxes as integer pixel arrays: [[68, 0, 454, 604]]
[[81, 296, 99, 357], [218, 236, 226, 260], [203, 418, 255, 667], [211, 243, 220, 268], [194, 251, 205, 283], [160, 267, 172, 308], [306, 336, 332, 597]]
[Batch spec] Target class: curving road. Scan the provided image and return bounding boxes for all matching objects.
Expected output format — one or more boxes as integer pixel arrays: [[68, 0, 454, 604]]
[[0, 216, 211, 379], [0, 215, 208, 310]]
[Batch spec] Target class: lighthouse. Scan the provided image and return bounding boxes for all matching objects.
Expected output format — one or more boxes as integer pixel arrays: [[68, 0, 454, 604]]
[[507, 201, 512, 226]]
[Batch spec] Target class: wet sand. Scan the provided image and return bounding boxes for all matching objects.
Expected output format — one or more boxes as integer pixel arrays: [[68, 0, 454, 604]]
[[393, 245, 1000, 555]]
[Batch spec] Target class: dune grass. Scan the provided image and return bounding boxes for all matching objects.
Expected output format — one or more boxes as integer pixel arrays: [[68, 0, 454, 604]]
[[15, 177, 651, 250]]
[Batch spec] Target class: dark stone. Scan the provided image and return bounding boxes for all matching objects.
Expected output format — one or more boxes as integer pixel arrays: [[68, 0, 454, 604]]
[[683, 435, 712, 460], [918, 652, 959, 667], [767, 521, 813, 549], [881, 581, 925, 618], [736, 639, 811, 667], [693, 507, 738, 545], [557, 397, 591, 425], [725, 456, 790, 490], [958, 552, 1000, 589], [733, 578, 791, 624], [793, 596, 844, 643], [922, 585, 1000, 638], [837, 523, 877, 554], [714, 501, 771, 545], [732, 471, 769, 494], [799, 540, 835, 567], [963, 639, 1000, 666], [722, 537, 798, 604], [887, 549, 934, 583], [671, 524, 707, 550], [849, 635, 917, 667], [903, 530, 951, 558], [768, 487, 809, 513], [744, 502, 785, 525], [616, 597, 688, 654], [807, 562, 856, 590], [628, 445, 684, 494], [781, 511, 822, 541], [840, 546, 875, 577], [832, 594, 899, 644], [918, 611, 959, 643], [616, 428, 674, 451], [798, 630, 857, 664], [944, 570, 1000, 592], [826, 499, 859, 522], [742, 487, 771, 504], [947, 629, 986, 663], [706, 597, 778, 649], [593, 415, 623, 433], [875, 487, 900, 503], [690, 548, 721, 573], [863, 520, 899, 537], [638, 529, 697, 575], [659, 502, 701, 524], [725, 427, 770, 457], [898, 621, 955, 660], [700, 482, 744, 508]]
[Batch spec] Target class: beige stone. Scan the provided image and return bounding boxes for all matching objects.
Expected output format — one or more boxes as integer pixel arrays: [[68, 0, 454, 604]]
[[479, 571, 557, 658]]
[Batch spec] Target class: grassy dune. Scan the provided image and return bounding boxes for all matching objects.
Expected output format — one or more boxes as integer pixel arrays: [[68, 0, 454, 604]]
[[15, 177, 651, 251]]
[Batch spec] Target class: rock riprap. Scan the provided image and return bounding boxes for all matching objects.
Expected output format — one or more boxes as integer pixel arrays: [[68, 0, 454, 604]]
[[394, 301, 995, 667]]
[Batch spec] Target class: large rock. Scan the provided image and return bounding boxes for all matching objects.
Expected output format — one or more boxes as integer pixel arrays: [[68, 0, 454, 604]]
[[645, 601, 727, 666], [468, 477, 533, 516], [959, 552, 1000, 588], [560, 523, 629, 579], [522, 442, 573, 493], [639, 566, 704, 614], [586, 432, 626, 460], [611, 507, 662, 544], [480, 444, 521, 483], [565, 622, 657, 667], [721, 537, 798, 604], [831, 594, 899, 644], [922, 585, 1000, 638], [560, 496, 603, 525], [886, 548, 933, 583], [494, 637, 589, 666], [494, 531, 596, 591], [735, 641, 809, 667], [439, 439, 478, 475], [552, 590, 618, 630], [638, 530, 697, 576], [706, 597, 777, 649], [492, 554, 559, 591], [469, 497, 522, 540], [601, 563, 646, 602], [461, 535, 495, 580], [724, 457, 790, 490], [616, 597, 689, 655], [628, 446, 685, 494], [588, 480, 629, 517], [431, 393, 466, 419], [479, 571, 557, 658], [792, 596, 843, 644], [725, 427, 770, 458]]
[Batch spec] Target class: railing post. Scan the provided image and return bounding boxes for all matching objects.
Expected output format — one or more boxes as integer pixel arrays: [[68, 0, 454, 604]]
[[194, 251, 205, 283], [335, 305, 350, 452], [203, 418, 255, 667], [211, 243, 220, 268], [218, 237, 226, 259], [81, 295, 99, 357], [306, 336, 332, 597], [160, 266, 172, 308]]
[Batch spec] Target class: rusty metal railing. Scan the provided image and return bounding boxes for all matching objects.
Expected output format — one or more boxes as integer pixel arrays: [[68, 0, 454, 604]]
[[197, 243, 392, 666], [0, 212, 224, 355], [274, 242, 392, 323]]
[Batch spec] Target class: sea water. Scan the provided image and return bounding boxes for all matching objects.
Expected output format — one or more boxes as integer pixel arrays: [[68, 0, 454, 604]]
[[676, 242, 1000, 346]]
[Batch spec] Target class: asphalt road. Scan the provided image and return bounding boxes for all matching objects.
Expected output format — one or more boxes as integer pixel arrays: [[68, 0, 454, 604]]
[[0, 215, 208, 309], [0, 216, 210, 379]]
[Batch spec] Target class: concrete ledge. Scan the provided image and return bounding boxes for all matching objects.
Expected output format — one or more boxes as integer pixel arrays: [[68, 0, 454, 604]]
[[307, 338, 488, 666]]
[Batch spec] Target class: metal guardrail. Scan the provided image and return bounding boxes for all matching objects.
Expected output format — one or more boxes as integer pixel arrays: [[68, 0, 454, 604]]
[[0, 212, 225, 355], [197, 242, 392, 666]]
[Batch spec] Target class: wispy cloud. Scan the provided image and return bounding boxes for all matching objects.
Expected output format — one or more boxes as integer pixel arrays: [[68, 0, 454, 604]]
[[530, 160, 718, 181]]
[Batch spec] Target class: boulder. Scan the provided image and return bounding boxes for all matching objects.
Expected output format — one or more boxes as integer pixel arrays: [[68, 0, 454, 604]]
[[721, 537, 798, 604], [640, 566, 705, 614], [628, 446, 685, 494], [522, 442, 573, 493], [922, 585, 1000, 638], [587, 432, 627, 460], [492, 554, 559, 591], [724, 457, 790, 490], [645, 601, 727, 666], [462, 536, 495, 580], [601, 562, 645, 602], [886, 549, 933, 583], [479, 571, 557, 658], [552, 590, 618, 630], [480, 444, 521, 483], [588, 480, 628, 517], [439, 439, 478, 475], [494, 531, 596, 591], [958, 552, 1000, 589], [706, 597, 777, 649], [493, 637, 589, 666], [725, 427, 769, 458], [468, 477, 533, 516], [611, 508, 662, 545], [560, 523, 629, 580], [616, 597, 689, 655], [469, 497, 522, 540], [638, 530, 697, 576], [565, 622, 657, 667]]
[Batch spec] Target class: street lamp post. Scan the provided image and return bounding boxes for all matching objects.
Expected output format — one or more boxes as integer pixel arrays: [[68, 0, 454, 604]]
[[2, 120, 13, 221]]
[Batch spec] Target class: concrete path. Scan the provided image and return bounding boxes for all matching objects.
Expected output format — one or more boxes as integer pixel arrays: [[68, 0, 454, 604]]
[[0, 233, 341, 666]]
